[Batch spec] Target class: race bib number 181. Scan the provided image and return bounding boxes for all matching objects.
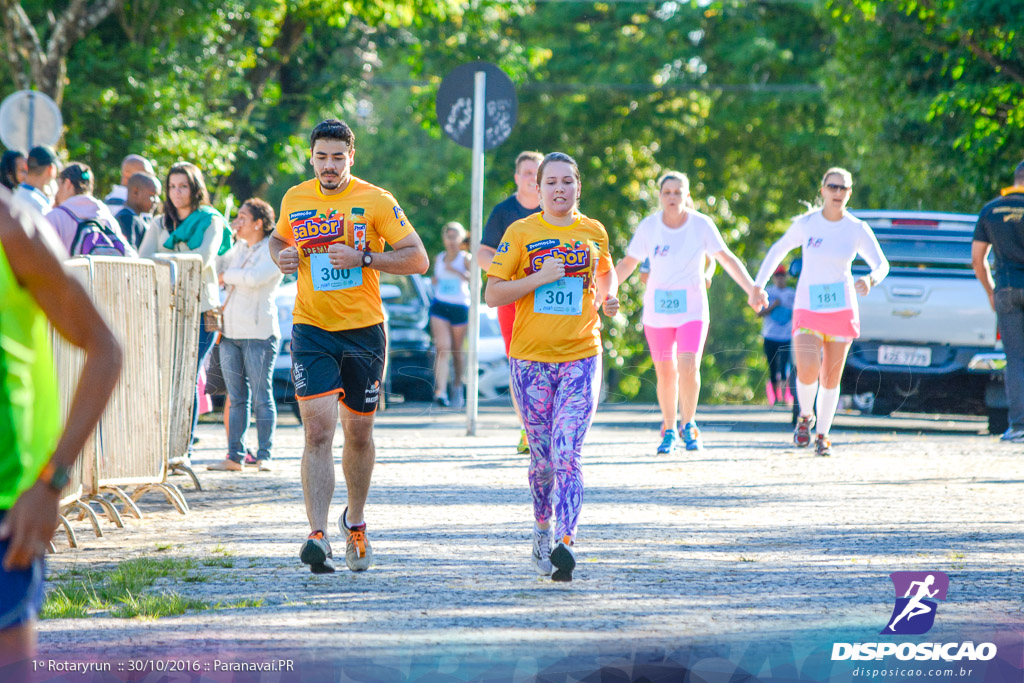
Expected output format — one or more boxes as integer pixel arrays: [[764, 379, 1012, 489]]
[[310, 252, 363, 292], [809, 282, 846, 310]]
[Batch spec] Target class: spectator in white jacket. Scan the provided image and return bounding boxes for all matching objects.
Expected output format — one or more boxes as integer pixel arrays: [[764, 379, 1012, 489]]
[[207, 198, 283, 472]]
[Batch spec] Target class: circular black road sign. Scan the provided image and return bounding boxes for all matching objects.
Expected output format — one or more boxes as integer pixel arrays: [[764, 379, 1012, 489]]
[[436, 61, 517, 151]]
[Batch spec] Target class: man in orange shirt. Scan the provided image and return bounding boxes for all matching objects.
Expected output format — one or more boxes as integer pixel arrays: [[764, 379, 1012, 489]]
[[270, 119, 428, 574]]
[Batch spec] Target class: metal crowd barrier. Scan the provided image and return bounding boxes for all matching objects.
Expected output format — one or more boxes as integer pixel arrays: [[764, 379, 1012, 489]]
[[49, 255, 206, 548], [50, 260, 92, 549], [150, 255, 203, 492], [87, 257, 188, 515]]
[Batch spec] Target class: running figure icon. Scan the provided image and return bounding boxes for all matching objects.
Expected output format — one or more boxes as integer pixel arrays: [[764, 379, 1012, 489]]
[[887, 574, 938, 632]]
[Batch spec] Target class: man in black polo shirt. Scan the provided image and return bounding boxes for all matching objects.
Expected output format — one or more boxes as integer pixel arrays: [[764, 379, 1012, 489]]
[[972, 160, 1024, 442], [477, 150, 542, 454]]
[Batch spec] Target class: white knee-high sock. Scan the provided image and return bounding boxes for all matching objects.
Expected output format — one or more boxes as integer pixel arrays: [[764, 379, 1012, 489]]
[[796, 380, 818, 417], [816, 386, 841, 436]]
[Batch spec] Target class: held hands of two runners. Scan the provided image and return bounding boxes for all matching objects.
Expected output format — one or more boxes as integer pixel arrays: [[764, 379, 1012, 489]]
[[747, 287, 770, 312]]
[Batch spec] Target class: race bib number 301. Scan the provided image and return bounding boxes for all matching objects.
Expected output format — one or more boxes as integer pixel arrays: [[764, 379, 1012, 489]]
[[809, 282, 846, 310], [311, 252, 363, 292], [534, 277, 584, 315], [654, 289, 686, 314]]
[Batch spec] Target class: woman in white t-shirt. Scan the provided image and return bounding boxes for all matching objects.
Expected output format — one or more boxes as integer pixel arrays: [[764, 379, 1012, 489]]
[[430, 221, 472, 408], [751, 167, 889, 456], [616, 171, 763, 454]]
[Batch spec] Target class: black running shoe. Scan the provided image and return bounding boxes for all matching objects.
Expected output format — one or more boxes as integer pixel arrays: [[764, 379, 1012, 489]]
[[300, 530, 336, 574], [550, 536, 576, 582]]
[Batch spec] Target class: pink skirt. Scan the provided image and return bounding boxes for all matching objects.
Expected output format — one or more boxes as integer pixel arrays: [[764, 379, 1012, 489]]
[[792, 308, 859, 339]]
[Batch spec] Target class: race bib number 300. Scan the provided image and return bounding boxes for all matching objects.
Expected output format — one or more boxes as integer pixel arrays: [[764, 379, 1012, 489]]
[[654, 289, 687, 314], [311, 252, 363, 292], [534, 277, 584, 315], [809, 282, 846, 310]]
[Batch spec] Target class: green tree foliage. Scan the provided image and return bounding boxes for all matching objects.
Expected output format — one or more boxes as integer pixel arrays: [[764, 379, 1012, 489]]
[[3, 0, 1017, 404], [0, 0, 460, 203], [367, 1, 837, 403], [825, 0, 1024, 206]]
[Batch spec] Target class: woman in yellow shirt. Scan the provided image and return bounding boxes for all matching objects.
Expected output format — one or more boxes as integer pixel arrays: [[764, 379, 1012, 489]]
[[486, 153, 619, 582]]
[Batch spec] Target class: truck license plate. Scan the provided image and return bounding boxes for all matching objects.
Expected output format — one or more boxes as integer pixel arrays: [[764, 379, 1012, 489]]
[[877, 345, 932, 367]]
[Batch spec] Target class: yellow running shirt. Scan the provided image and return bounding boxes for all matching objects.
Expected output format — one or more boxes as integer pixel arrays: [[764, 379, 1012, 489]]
[[488, 212, 613, 362], [275, 177, 414, 332]]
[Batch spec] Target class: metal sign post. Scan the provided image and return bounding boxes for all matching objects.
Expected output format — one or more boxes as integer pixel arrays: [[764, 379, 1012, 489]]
[[436, 62, 517, 436], [466, 71, 486, 436]]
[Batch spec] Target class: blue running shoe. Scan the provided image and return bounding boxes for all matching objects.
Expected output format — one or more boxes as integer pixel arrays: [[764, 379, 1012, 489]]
[[656, 428, 678, 454], [680, 422, 703, 451]]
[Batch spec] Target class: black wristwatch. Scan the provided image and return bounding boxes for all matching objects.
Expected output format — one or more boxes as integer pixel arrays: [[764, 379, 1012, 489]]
[[362, 252, 373, 268], [38, 461, 71, 492]]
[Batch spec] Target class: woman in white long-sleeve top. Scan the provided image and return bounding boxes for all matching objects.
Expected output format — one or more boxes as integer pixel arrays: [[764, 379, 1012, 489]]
[[139, 161, 229, 459], [749, 167, 889, 456], [207, 199, 283, 472]]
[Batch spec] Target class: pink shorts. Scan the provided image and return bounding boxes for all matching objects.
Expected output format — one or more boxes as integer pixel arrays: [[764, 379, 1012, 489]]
[[644, 321, 708, 362]]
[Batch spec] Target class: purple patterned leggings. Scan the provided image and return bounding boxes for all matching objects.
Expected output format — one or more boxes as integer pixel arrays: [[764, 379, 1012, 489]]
[[510, 355, 600, 543]]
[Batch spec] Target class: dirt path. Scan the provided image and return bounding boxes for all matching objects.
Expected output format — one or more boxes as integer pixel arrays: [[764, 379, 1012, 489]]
[[34, 404, 1024, 676]]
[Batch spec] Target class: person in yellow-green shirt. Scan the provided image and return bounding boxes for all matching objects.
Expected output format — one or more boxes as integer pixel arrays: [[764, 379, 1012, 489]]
[[269, 119, 429, 575], [486, 152, 619, 583], [0, 186, 122, 677]]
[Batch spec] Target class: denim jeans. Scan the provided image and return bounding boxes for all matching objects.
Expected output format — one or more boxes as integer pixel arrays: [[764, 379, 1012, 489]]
[[995, 287, 1024, 431], [220, 336, 280, 462], [189, 324, 218, 455]]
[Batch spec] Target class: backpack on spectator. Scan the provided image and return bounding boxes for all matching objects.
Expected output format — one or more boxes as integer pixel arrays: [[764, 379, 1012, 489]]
[[58, 205, 130, 257]]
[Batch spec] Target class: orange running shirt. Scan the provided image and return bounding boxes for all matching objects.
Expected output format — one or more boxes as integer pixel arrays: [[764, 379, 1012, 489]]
[[275, 177, 414, 331], [487, 212, 613, 362]]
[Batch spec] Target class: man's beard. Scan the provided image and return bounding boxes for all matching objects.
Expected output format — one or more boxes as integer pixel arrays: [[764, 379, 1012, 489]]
[[318, 172, 343, 190]]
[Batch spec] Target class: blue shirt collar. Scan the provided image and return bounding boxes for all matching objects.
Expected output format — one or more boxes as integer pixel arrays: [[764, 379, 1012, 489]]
[[19, 183, 47, 199]]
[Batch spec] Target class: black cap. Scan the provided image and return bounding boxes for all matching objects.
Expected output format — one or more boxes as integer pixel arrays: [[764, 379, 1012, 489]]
[[27, 145, 58, 169]]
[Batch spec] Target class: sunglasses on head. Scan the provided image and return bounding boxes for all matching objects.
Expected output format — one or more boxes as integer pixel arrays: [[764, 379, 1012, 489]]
[[825, 183, 850, 192]]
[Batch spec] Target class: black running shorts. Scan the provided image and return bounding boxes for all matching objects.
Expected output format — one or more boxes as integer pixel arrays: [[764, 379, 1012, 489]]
[[290, 323, 385, 415]]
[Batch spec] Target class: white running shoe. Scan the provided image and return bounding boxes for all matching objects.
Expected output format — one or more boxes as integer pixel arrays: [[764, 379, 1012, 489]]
[[531, 526, 553, 575]]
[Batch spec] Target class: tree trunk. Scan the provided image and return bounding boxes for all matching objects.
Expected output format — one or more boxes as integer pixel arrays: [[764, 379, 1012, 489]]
[[0, 0, 124, 107]]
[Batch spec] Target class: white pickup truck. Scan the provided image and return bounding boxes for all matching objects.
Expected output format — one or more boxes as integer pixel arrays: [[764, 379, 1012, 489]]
[[834, 210, 1007, 433]]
